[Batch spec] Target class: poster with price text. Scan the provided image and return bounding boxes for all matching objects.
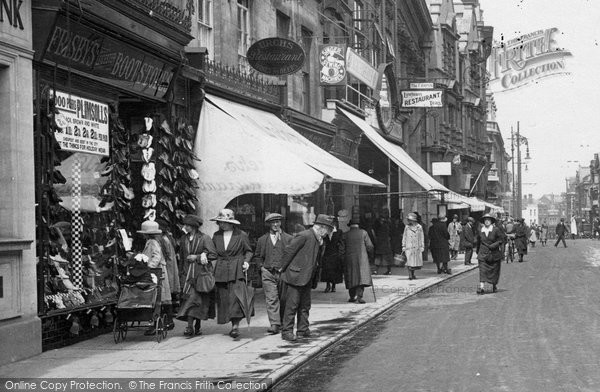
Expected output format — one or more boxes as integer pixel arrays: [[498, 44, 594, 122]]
[[52, 91, 110, 156]]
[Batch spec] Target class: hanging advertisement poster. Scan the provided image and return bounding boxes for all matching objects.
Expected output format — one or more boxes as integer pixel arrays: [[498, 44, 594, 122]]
[[52, 90, 110, 156], [319, 44, 347, 85]]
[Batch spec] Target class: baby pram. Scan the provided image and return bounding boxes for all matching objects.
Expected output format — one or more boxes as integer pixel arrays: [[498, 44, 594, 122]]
[[113, 267, 168, 343]]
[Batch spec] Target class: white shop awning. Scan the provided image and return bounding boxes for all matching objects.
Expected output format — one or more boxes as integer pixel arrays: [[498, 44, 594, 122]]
[[338, 107, 483, 210], [194, 96, 383, 229]]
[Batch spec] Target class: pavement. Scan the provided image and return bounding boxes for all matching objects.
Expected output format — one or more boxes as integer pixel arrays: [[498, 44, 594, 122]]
[[0, 254, 478, 390]]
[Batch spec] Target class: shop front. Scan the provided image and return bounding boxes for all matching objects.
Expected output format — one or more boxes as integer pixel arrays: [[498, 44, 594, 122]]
[[194, 94, 384, 240], [0, 0, 38, 366], [31, 1, 198, 351], [336, 107, 483, 222]]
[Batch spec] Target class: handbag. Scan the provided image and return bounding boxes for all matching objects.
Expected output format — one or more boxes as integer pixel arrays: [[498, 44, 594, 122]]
[[393, 252, 407, 267], [194, 263, 215, 293]]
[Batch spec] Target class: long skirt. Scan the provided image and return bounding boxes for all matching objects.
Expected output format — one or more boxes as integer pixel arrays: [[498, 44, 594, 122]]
[[216, 280, 254, 325], [479, 260, 501, 285], [176, 290, 215, 321], [430, 248, 450, 265]]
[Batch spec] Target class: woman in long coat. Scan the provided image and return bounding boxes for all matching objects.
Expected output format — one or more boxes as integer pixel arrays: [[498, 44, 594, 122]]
[[137, 220, 172, 334], [343, 219, 373, 303], [211, 209, 253, 339], [476, 214, 504, 294], [447, 215, 462, 259], [514, 218, 528, 262], [429, 216, 451, 274], [320, 221, 345, 293], [402, 212, 424, 280], [176, 215, 217, 336], [373, 208, 393, 275]]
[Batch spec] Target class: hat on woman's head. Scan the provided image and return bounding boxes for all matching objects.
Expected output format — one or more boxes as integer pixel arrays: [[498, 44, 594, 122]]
[[210, 209, 241, 225], [137, 220, 162, 234], [480, 213, 497, 223], [407, 212, 418, 222], [182, 214, 203, 227]]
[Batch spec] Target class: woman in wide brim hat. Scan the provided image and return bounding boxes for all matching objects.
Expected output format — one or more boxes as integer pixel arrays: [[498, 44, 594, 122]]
[[210, 209, 253, 339], [210, 209, 241, 225], [403, 212, 424, 280], [137, 220, 173, 335], [476, 213, 503, 295]]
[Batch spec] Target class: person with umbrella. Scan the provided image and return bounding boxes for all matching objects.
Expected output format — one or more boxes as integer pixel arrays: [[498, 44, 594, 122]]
[[278, 214, 335, 341], [176, 215, 217, 336], [211, 209, 253, 339], [476, 214, 504, 294], [253, 213, 293, 335]]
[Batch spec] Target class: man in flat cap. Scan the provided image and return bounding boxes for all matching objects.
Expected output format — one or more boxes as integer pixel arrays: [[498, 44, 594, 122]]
[[278, 214, 335, 341], [253, 213, 293, 335]]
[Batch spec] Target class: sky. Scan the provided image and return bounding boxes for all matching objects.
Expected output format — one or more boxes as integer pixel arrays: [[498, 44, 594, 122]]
[[479, 0, 600, 198]]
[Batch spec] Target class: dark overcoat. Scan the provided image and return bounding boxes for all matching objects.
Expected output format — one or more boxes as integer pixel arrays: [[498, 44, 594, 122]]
[[343, 227, 373, 289], [459, 222, 476, 250], [212, 228, 253, 283], [476, 225, 503, 284], [428, 220, 450, 263], [280, 228, 322, 287], [514, 224, 529, 255], [320, 230, 345, 284]]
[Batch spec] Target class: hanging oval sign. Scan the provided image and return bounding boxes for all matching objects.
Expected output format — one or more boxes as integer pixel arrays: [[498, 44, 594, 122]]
[[246, 38, 306, 75]]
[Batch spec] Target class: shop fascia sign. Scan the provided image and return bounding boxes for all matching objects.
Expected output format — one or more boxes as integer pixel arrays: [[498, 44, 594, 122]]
[[488, 27, 573, 92], [0, 0, 24, 29], [346, 48, 379, 90], [52, 90, 110, 156], [43, 15, 175, 99], [247, 38, 305, 75]]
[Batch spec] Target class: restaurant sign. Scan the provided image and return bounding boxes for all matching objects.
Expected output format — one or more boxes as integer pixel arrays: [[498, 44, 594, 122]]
[[401, 90, 443, 107], [52, 90, 110, 156], [43, 15, 175, 99], [247, 38, 305, 75]]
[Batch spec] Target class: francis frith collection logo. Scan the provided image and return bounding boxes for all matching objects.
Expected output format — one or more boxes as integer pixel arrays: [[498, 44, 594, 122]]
[[488, 27, 572, 92]]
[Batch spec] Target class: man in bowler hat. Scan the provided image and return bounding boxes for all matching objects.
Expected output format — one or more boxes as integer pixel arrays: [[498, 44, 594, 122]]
[[278, 214, 335, 341], [253, 213, 293, 335]]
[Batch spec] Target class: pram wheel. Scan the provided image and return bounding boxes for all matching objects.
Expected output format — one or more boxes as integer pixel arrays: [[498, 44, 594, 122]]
[[155, 316, 164, 343], [161, 314, 168, 340], [113, 319, 126, 344]]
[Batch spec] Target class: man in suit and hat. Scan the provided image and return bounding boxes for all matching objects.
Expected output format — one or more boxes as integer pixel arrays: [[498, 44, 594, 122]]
[[254, 213, 293, 335], [278, 214, 335, 341], [429, 214, 451, 274], [555, 217, 569, 248]]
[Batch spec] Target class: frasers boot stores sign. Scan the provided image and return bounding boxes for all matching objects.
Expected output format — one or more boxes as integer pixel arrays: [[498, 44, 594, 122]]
[[488, 27, 572, 91]]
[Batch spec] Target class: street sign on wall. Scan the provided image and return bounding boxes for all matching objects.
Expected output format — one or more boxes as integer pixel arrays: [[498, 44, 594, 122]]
[[410, 82, 434, 89], [401, 90, 443, 107]]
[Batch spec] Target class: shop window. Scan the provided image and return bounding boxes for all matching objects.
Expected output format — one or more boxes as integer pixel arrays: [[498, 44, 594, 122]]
[[42, 152, 120, 314]]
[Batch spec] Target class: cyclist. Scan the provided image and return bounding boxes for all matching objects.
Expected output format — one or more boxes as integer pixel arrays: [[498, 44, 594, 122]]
[[504, 217, 516, 263]]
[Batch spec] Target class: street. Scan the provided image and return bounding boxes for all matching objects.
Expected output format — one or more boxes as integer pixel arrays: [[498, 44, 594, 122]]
[[272, 240, 600, 392]]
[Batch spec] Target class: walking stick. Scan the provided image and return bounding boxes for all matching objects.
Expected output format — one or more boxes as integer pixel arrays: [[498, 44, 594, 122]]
[[371, 281, 377, 302]]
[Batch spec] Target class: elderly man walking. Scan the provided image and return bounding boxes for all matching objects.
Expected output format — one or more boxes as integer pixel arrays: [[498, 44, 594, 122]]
[[254, 213, 293, 335], [344, 216, 373, 304], [278, 214, 335, 341]]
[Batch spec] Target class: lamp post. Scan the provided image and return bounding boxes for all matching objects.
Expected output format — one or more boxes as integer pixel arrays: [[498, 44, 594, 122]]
[[511, 121, 530, 219]]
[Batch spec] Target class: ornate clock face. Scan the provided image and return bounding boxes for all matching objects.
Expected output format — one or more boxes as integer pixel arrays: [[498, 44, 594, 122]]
[[319, 46, 346, 84]]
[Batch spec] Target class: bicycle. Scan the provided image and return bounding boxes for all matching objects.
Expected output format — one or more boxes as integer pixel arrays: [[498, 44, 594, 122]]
[[505, 236, 516, 263]]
